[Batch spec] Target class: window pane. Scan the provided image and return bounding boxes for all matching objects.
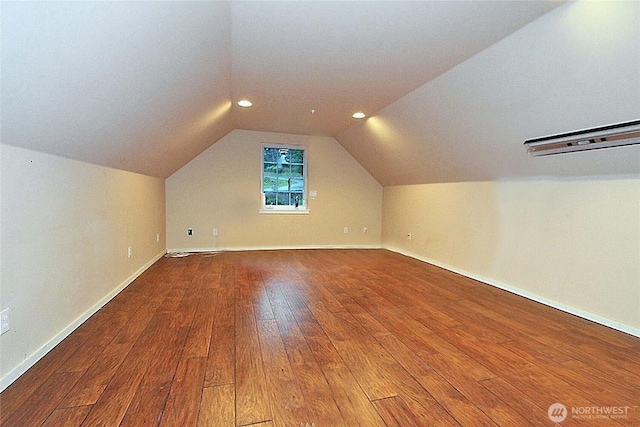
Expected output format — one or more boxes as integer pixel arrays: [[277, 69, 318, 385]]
[[265, 192, 277, 206], [264, 162, 277, 174], [278, 176, 289, 191], [289, 149, 304, 164], [275, 192, 290, 205], [263, 147, 280, 163], [288, 177, 303, 191], [262, 176, 278, 193], [290, 164, 303, 177]]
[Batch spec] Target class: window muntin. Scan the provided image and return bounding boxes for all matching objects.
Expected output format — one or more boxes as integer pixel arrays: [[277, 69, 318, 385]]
[[261, 144, 307, 212]]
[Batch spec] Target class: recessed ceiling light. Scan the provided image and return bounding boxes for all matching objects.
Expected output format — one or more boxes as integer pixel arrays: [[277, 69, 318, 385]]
[[237, 99, 253, 108], [352, 112, 366, 119]]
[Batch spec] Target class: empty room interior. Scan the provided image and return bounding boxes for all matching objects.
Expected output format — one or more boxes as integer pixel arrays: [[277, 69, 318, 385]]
[[1, 1, 639, 426]]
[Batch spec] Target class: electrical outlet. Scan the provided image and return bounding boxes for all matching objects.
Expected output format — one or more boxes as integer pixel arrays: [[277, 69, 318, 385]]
[[343, 227, 349, 234], [188, 228, 193, 236], [363, 227, 368, 234], [1, 308, 10, 335], [406, 233, 412, 240], [127, 246, 132, 258], [156, 233, 160, 243], [213, 228, 218, 236]]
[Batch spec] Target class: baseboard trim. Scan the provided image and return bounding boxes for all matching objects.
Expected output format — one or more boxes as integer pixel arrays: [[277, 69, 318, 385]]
[[0, 250, 166, 392], [166, 244, 383, 253], [385, 246, 640, 338]]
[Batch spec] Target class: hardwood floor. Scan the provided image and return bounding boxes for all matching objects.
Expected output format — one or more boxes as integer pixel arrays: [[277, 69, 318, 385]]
[[1, 249, 638, 426]]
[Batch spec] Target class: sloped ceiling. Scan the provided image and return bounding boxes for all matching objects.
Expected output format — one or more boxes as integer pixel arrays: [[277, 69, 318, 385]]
[[1, 1, 233, 178], [2, 1, 638, 183], [229, 1, 561, 137], [336, 0, 640, 185]]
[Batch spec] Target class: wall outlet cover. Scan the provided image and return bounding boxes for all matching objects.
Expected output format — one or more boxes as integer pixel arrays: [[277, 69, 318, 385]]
[[1, 308, 10, 335]]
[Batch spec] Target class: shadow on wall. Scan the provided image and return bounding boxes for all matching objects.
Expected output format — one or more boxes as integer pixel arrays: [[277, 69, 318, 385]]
[[381, 181, 499, 274]]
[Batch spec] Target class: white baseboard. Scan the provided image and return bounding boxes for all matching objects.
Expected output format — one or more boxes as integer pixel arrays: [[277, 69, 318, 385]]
[[0, 250, 166, 392], [166, 244, 383, 253], [385, 246, 640, 338]]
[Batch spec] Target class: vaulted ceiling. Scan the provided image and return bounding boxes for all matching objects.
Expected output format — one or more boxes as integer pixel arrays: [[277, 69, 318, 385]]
[[2, 1, 639, 183]]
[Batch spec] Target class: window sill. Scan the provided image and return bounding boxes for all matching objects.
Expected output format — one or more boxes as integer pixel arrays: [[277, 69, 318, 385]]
[[259, 208, 310, 215]]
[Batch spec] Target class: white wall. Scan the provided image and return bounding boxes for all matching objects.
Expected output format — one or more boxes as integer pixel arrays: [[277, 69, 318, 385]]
[[383, 177, 640, 336], [166, 129, 382, 251], [0, 145, 166, 390]]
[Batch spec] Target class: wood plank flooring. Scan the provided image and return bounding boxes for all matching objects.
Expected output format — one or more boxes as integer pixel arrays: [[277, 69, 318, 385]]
[[1, 249, 639, 426]]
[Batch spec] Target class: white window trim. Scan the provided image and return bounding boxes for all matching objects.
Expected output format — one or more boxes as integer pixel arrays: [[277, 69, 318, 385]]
[[259, 206, 310, 215], [260, 143, 309, 214]]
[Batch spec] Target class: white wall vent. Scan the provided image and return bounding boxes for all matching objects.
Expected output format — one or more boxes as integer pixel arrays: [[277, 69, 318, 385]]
[[524, 119, 640, 157]]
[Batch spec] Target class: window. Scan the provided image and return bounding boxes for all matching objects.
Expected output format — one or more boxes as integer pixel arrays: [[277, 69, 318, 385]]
[[261, 143, 308, 213]]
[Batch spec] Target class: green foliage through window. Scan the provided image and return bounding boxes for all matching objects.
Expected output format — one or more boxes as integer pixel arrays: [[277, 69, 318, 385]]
[[262, 144, 306, 208]]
